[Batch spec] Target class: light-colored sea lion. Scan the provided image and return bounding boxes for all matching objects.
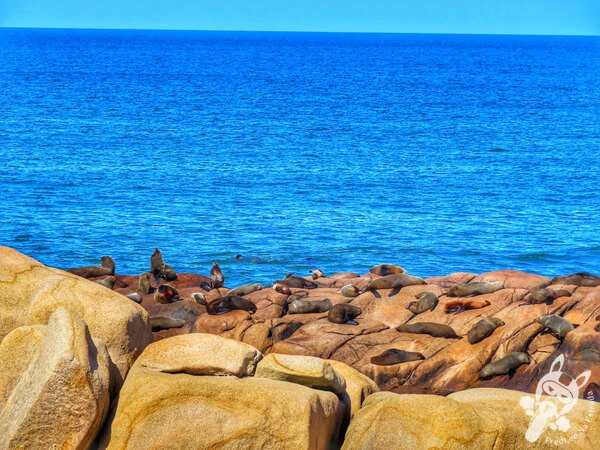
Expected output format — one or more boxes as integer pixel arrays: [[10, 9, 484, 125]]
[[370, 349, 425, 365], [406, 292, 439, 314], [150, 248, 165, 278], [370, 264, 406, 276], [444, 299, 491, 314], [126, 292, 142, 303], [328, 303, 362, 324], [467, 317, 505, 344], [396, 322, 459, 339], [340, 284, 360, 298], [288, 298, 332, 314], [273, 282, 292, 295], [192, 292, 207, 305], [522, 288, 571, 305], [310, 269, 325, 280], [150, 317, 186, 331], [446, 281, 503, 297], [536, 314, 575, 339], [365, 274, 426, 291], [137, 272, 152, 295], [210, 262, 224, 289], [228, 283, 262, 296], [67, 256, 115, 278], [275, 277, 318, 289], [550, 272, 600, 287], [207, 295, 257, 315], [154, 284, 179, 304], [479, 352, 529, 380], [95, 276, 116, 289]]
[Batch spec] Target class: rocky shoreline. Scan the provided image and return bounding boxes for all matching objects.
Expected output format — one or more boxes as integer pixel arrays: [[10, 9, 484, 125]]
[[0, 246, 598, 449]]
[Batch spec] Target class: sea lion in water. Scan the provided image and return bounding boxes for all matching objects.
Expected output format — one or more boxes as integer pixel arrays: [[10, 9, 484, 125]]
[[340, 284, 360, 298], [550, 272, 600, 287], [406, 292, 439, 314], [67, 256, 115, 278], [396, 322, 459, 339], [275, 276, 318, 289], [328, 303, 362, 324], [479, 352, 529, 380], [446, 281, 503, 297], [522, 287, 571, 305], [310, 269, 325, 280], [370, 264, 406, 276], [365, 274, 426, 291], [210, 262, 224, 289], [137, 272, 152, 295], [228, 283, 262, 296], [467, 317, 505, 344], [154, 284, 179, 304], [126, 292, 142, 304], [150, 317, 185, 331], [273, 282, 292, 295], [444, 299, 491, 314], [370, 349, 425, 365], [207, 295, 257, 315], [192, 292, 207, 305], [536, 314, 575, 339], [288, 298, 332, 314], [150, 248, 165, 278]]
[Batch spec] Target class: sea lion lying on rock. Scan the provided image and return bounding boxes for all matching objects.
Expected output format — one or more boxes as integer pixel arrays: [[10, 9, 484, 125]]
[[207, 295, 257, 315], [310, 269, 325, 279], [126, 292, 143, 303], [273, 282, 292, 295], [287, 298, 332, 314], [396, 322, 460, 339], [67, 255, 115, 278], [328, 303, 361, 324], [95, 276, 116, 289], [522, 287, 571, 305], [150, 317, 186, 331], [370, 264, 406, 276], [446, 281, 503, 297], [406, 292, 439, 314], [192, 292, 207, 305], [550, 272, 600, 287], [370, 349, 425, 365], [480, 352, 529, 380], [340, 284, 360, 298], [365, 274, 426, 291], [275, 276, 318, 289], [467, 317, 505, 344], [154, 284, 180, 304], [228, 283, 262, 296], [444, 299, 491, 314], [536, 314, 575, 339]]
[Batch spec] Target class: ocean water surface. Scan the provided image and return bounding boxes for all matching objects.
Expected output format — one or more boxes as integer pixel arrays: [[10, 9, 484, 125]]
[[1, 29, 599, 285]]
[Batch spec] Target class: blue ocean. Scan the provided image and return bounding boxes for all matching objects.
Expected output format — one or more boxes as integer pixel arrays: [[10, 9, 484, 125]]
[[1, 28, 599, 285]]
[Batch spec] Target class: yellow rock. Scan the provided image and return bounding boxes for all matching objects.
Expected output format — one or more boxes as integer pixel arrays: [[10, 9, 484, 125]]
[[328, 359, 379, 418]]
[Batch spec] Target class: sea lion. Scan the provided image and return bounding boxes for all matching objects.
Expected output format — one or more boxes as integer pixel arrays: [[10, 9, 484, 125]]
[[207, 295, 257, 315], [137, 272, 152, 295], [199, 281, 212, 291], [234, 254, 243, 260], [161, 264, 178, 281], [288, 291, 309, 301], [396, 322, 459, 339], [479, 352, 529, 380], [126, 293, 142, 304], [328, 303, 362, 324], [210, 262, 224, 289], [550, 272, 600, 287], [273, 282, 292, 295], [150, 317, 185, 331], [288, 298, 332, 314], [444, 299, 491, 314], [365, 274, 426, 291], [406, 291, 439, 314], [150, 248, 165, 278], [536, 314, 575, 339], [310, 269, 325, 280], [67, 256, 115, 278], [275, 277, 318, 289], [370, 264, 406, 276], [95, 276, 116, 289], [340, 284, 360, 298], [370, 349, 425, 365], [154, 284, 179, 304], [522, 288, 571, 305], [446, 281, 503, 297], [228, 283, 262, 296], [467, 317, 505, 344], [192, 292, 207, 305]]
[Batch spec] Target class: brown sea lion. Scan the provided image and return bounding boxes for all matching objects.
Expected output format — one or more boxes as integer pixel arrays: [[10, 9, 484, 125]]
[[210, 262, 224, 289], [273, 282, 292, 295], [126, 292, 142, 304], [207, 295, 257, 315], [328, 303, 361, 324], [154, 284, 179, 304], [150, 317, 185, 331], [310, 269, 325, 280], [137, 272, 152, 295], [536, 314, 575, 339], [370, 349, 425, 365], [95, 276, 116, 289], [67, 255, 115, 278], [275, 276, 318, 289], [365, 273, 426, 291], [161, 264, 178, 282], [446, 281, 503, 297], [288, 298, 332, 314], [522, 288, 571, 305], [150, 248, 165, 278], [467, 317, 505, 344], [370, 264, 406, 276], [288, 291, 309, 301], [479, 352, 529, 380], [444, 299, 491, 314], [406, 291, 439, 314], [228, 283, 262, 296], [396, 322, 459, 339], [192, 292, 207, 305], [550, 272, 600, 287], [340, 284, 360, 298]]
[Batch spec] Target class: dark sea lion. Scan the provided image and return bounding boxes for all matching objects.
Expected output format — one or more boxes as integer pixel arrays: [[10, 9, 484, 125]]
[[210, 262, 224, 289], [150, 248, 165, 278], [340, 284, 360, 298], [479, 352, 529, 380], [95, 276, 116, 289], [154, 284, 179, 304], [228, 283, 262, 296], [310, 269, 325, 280], [161, 264, 178, 281], [536, 314, 575, 339], [369, 264, 406, 276], [150, 317, 185, 331], [406, 291, 439, 314], [275, 277, 318, 289], [199, 281, 212, 291], [328, 303, 362, 324], [207, 295, 257, 315], [365, 274, 426, 291], [126, 293, 142, 303], [444, 299, 491, 314], [273, 282, 292, 295], [137, 272, 152, 295], [467, 317, 505, 344], [370, 349, 425, 365], [192, 292, 207, 305], [288, 298, 332, 314], [67, 255, 115, 278], [234, 254, 243, 260], [396, 322, 460, 339], [550, 272, 600, 287], [446, 281, 503, 297], [522, 288, 571, 305]]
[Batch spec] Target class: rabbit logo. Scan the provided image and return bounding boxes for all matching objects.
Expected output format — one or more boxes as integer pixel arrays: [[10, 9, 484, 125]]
[[519, 354, 591, 443]]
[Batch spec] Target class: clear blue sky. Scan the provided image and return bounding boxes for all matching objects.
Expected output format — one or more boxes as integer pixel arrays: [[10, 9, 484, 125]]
[[1, 0, 598, 35]]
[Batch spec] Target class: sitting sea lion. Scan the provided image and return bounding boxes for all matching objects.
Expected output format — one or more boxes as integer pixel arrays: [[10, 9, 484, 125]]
[[137, 272, 152, 295], [365, 274, 426, 291], [192, 292, 207, 305], [275, 276, 318, 289], [126, 292, 142, 303], [154, 284, 179, 304], [210, 262, 224, 289], [67, 256, 115, 278], [150, 317, 185, 331], [370, 348, 425, 365], [150, 248, 166, 278], [228, 283, 262, 296], [288, 298, 332, 314], [340, 284, 360, 298], [467, 317, 505, 344], [536, 314, 575, 339], [310, 269, 325, 280], [479, 352, 529, 380], [444, 299, 491, 314], [396, 322, 459, 339], [161, 264, 178, 281], [550, 272, 600, 287], [370, 264, 406, 276], [207, 295, 257, 315], [522, 288, 571, 305], [446, 281, 503, 297], [406, 292, 439, 314], [273, 282, 292, 295], [328, 303, 362, 324], [95, 276, 116, 289]]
